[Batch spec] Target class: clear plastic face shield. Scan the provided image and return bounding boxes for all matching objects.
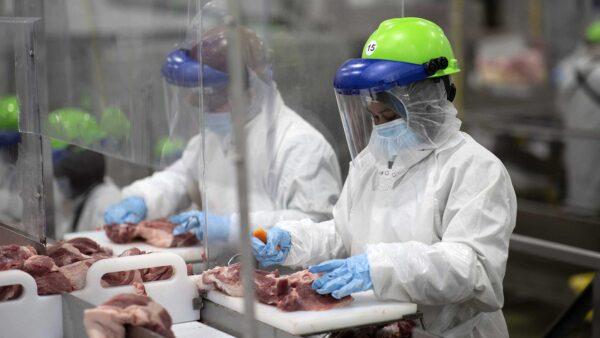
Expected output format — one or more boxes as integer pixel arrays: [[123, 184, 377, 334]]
[[335, 79, 461, 161]]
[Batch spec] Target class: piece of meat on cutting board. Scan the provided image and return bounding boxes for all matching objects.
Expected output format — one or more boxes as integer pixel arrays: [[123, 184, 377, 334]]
[[197, 263, 353, 311], [84, 289, 175, 338], [104, 219, 198, 248]]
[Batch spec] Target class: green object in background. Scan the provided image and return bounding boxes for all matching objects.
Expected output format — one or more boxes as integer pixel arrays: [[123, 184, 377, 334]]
[[100, 106, 130, 139], [0, 96, 20, 131], [155, 136, 185, 158], [586, 20, 600, 43], [362, 17, 460, 78], [48, 108, 106, 149]]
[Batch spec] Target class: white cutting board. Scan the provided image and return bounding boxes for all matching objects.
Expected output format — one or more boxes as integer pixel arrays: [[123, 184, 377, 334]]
[[173, 322, 234, 338], [0, 270, 62, 338], [204, 289, 417, 335], [64, 230, 204, 263], [72, 252, 199, 324]]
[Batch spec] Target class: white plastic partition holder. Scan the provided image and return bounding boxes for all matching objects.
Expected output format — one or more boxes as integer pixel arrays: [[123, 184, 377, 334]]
[[0, 270, 62, 338], [71, 252, 199, 323]]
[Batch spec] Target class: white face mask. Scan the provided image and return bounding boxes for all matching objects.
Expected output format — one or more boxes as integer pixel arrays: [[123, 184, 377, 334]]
[[369, 118, 422, 160], [205, 112, 232, 136]]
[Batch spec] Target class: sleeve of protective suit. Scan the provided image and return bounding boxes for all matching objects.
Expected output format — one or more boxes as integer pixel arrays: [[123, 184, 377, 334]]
[[367, 154, 516, 311], [274, 163, 353, 268], [246, 131, 343, 227], [121, 135, 201, 220]]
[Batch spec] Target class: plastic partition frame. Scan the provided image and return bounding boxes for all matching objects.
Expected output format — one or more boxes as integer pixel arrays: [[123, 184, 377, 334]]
[[0, 16, 55, 243], [223, 1, 258, 338]]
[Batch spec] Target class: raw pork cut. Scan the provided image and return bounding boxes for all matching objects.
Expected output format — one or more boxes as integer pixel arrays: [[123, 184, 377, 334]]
[[197, 263, 352, 311], [47, 238, 112, 267], [22, 255, 73, 295], [104, 219, 198, 248], [0, 244, 37, 270], [84, 287, 175, 338], [276, 270, 352, 312], [0, 245, 37, 300], [330, 320, 416, 338], [0, 240, 190, 300]]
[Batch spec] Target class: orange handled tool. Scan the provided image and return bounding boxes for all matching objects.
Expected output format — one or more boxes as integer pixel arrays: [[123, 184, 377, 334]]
[[253, 227, 268, 243], [252, 227, 280, 250]]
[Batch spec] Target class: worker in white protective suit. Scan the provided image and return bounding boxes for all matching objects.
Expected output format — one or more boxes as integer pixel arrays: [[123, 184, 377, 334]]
[[556, 20, 600, 216], [104, 24, 342, 243], [252, 18, 517, 337]]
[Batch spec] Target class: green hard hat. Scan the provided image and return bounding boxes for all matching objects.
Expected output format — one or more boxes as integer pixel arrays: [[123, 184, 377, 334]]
[[0, 96, 20, 131], [586, 20, 600, 43], [362, 17, 460, 78], [100, 106, 130, 139], [155, 136, 185, 158], [48, 108, 106, 149]]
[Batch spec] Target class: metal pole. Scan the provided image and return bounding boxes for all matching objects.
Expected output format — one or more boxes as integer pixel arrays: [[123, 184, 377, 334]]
[[400, 0, 405, 17], [449, 0, 465, 119], [225, 1, 257, 338]]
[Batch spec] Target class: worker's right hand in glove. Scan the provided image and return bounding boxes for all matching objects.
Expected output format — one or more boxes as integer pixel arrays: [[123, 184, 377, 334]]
[[103, 196, 147, 224], [170, 210, 230, 241], [251, 227, 291, 267]]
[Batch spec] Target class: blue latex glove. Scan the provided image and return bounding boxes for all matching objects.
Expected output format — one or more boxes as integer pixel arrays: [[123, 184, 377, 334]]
[[309, 254, 373, 299], [104, 196, 147, 224], [251, 227, 291, 267], [170, 210, 230, 241]]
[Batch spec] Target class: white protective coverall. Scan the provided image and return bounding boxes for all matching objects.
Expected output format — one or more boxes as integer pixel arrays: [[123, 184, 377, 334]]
[[277, 101, 517, 337], [72, 178, 121, 232], [556, 47, 600, 215], [121, 88, 342, 231]]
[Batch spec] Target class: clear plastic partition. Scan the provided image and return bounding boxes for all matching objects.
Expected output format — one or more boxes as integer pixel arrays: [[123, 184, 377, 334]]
[[20, 0, 204, 169], [201, 0, 411, 266], [0, 16, 53, 244], [0, 20, 24, 229]]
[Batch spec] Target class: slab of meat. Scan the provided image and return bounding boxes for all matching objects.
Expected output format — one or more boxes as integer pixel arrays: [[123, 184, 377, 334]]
[[330, 320, 417, 338], [276, 270, 353, 311], [59, 258, 97, 290], [197, 263, 353, 312], [0, 240, 190, 301], [66, 237, 113, 256], [22, 255, 73, 295], [104, 219, 198, 248], [84, 292, 175, 338], [0, 245, 37, 300], [0, 241, 111, 298], [0, 244, 37, 270], [104, 223, 138, 244], [47, 238, 113, 267]]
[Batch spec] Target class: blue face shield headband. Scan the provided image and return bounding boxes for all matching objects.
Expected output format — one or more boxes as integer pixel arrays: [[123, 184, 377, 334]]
[[161, 48, 229, 88]]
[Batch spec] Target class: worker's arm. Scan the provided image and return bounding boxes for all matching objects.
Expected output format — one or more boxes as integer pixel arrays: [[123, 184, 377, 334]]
[[367, 158, 516, 311], [273, 158, 354, 268], [121, 135, 201, 220]]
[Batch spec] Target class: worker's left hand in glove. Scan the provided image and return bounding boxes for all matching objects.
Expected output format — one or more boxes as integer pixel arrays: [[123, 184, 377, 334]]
[[170, 210, 230, 241], [309, 254, 373, 299], [251, 227, 291, 267]]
